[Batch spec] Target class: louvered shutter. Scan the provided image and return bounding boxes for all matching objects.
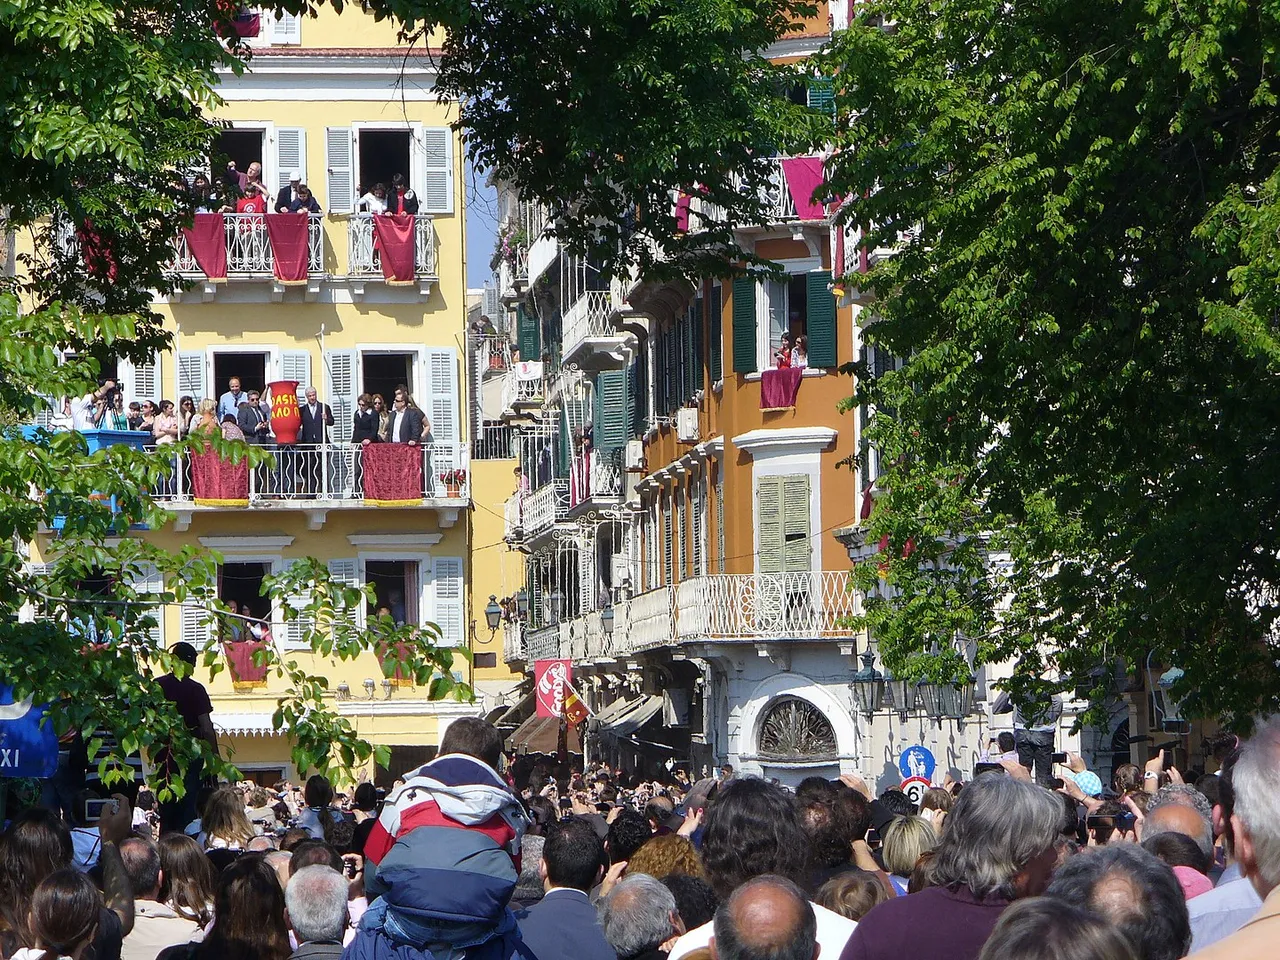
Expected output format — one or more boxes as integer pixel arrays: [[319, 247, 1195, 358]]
[[420, 128, 453, 214], [326, 558, 362, 629], [325, 128, 354, 214], [433, 558, 464, 647], [662, 496, 674, 585], [118, 352, 161, 406], [708, 285, 724, 384], [782, 475, 812, 571], [716, 474, 726, 573], [806, 270, 837, 367], [283, 563, 313, 648], [680, 311, 694, 402], [177, 352, 207, 402], [516, 304, 541, 360], [180, 602, 212, 648], [732, 277, 757, 373], [270, 10, 301, 44], [757, 477, 785, 573], [594, 370, 628, 450], [692, 477, 706, 576], [626, 357, 642, 437], [281, 351, 310, 402], [276, 128, 307, 193], [130, 562, 164, 647], [675, 486, 686, 578], [325, 350, 357, 443], [807, 77, 836, 117], [425, 347, 459, 443], [692, 296, 704, 392]]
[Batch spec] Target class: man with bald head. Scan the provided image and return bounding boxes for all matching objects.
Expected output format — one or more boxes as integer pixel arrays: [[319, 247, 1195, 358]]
[[710, 876, 818, 960], [1143, 784, 1215, 867]]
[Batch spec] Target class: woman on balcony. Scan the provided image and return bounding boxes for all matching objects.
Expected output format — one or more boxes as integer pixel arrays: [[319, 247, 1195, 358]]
[[285, 184, 322, 215], [357, 182, 388, 215]]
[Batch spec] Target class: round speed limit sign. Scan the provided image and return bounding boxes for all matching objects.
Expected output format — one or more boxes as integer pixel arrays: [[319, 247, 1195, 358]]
[[900, 776, 931, 807]]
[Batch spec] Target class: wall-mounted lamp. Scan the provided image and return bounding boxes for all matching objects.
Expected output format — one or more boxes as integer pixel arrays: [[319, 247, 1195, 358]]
[[336, 682, 351, 701], [362, 677, 376, 700], [601, 604, 615, 637], [485, 595, 503, 634], [381, 678, 394, 700], [515, 589, 529, 618]]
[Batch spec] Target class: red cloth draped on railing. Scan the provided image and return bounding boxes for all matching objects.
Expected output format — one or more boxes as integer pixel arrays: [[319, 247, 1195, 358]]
[[781, 156, 827, 220], [376, 640, 415, 682], [372, 215, 416, 284], [183, 213, 228, 281], [265, 213, 310, 283], [77, 220, 118, 281], [760, 366, 804, 410], [673, 193, 692, 233], [190, 443, 249, 505], [224, 640, 268, 683], [362, 442, 422, 505]]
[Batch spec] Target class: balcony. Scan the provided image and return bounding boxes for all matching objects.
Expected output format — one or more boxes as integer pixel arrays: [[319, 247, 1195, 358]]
[[503, 620, 527, 664], [501, 361, 545, 419], [503, 492, 524, 541], [347, 214, 437, 298], [497, 199, 545, 301], [561, 289, 632, 371], [150, 441, 469, 529], [567, 447, 623, 515], [171, 213, 325, 282], [526, 623, 563, 661], [522, 479, 569, 540]]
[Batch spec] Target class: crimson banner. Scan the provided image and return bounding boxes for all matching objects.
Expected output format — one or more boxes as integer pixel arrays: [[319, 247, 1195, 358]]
[[183, 213, 227, 281], [781, 156, 826, 221], [535, 659, 572, 718], [760, 366, 803, 410], [225, 641, 268, 683], [362, 442, 423, 505], [372, 214, 416, 284], [265, 213, 310, 284]]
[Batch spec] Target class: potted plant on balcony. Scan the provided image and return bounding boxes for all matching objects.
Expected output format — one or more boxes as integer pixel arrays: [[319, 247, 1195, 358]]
[[489, 225, 530, 271], [439, 468, 467, 498]]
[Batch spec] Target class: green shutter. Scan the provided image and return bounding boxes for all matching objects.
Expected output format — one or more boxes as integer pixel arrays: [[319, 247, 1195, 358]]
[[693, 296, 704, 392], [595, 370, 629, 450], [627, 356, 644, 436], [666, 327, 679, 413], [517, 304, 541, 360], [709, 286, 723, 383], [757, 477, 785, 573], [681, 310, 693, 401], [555, 407, 570, 477], [732, 277, 757, 373], [806, 271, 837, 367], [807, 77, 835, 118], [782, 475, 812, 571]]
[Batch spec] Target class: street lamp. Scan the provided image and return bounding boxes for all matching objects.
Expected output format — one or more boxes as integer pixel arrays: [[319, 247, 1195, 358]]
[[885, 672, 916, 721], [850, 649, 884, 715], [601, 604, 615, 637], [916, 681, 944, 721], [515, 589, 529, 618], [484, 595, 502, 634]]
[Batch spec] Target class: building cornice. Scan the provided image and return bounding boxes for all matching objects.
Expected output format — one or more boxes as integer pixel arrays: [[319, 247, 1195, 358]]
[[731, 427, 837, 458], [198, 536, 296, 551]]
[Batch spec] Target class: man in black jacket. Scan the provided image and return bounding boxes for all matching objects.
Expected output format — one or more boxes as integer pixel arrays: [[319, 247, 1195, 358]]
[[298, 387, 334, 494]]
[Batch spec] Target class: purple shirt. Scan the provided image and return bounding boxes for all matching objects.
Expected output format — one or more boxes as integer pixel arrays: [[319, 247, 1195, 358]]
[[840, 885, 1010, 960]]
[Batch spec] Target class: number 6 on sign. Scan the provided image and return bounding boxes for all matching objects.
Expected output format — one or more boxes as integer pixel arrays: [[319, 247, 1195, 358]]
[[900, 776, 931, 808]]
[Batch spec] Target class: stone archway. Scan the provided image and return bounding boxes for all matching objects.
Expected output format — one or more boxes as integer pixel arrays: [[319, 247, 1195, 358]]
[[736, 672, 861, 781]]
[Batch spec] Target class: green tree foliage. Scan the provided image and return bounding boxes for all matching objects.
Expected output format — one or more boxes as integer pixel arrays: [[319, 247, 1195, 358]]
[[823, 0, 1280, 722]]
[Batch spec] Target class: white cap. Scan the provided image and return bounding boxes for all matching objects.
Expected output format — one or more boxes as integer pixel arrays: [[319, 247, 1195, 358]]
[[290, 170, 302, 182]]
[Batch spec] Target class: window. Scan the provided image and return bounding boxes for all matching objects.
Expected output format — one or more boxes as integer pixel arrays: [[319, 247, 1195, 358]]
[[757, 475, 812, 573], [761, 275, 809, 368], [858, 344, 904, 491], [715, 468, 725, 574], [366, 560, 420, 627], [358, 130, 411, 197], [757, 696, 837, 761], [692, 474, 706, 577], [675, 485, 686, 580], [213, 130, 265, 184], [362, 352, 415, 405], [213, 352, 271, 399], [325, 125, 454, 215]]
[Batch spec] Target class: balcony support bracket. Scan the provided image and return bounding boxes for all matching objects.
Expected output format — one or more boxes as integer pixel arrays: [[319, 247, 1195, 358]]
[[201, 282, 218, 303], [305, 280, 322, 302], [270, 281, 286, 303], [351, 281, 367, 302], [171, 509, 193, 533], [304, 509, 328, 531], [438, 508, 460, 528], [756, 643, 792, 672], [418, 279, 435, 300]]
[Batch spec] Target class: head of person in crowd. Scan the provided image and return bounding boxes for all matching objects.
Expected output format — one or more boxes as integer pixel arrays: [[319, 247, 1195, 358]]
[[203, 855, 291, 960], [921, 786, 953, 819], [608, 809, 656, 866], [1044, 843, 1190, 960], [24, 869, 102, 960], [202, 786, 257, 848], [157, 833, 217, 926], [997, 731, 1016, 755], [646, 796, 676, 832], [709, 875, 817, 960], [265, 850, 293, 890], [246, 835, 277, 853], [977, 897, 1138, 960], [930, 773, 1064, 900], [661, 874, 719, 932], [438, 716, 504, 772], [700, 778, 810, 901], [1228, 715, 1280, 898], [908, 849, 937, 893], [0, 808, 74, 944], [794, 777, 838, 807], [1113, 764, 1142, 797], [353, 782, 378, 814], [815, 870, 888, 922], [285, 865, 349, 947], [1141, 832, 1213, 900], [600, 873, 685, 960], [120, 836, 162, 899], [798, 784, 867, 879], [877, 789, 916, 818], [542, 817, 605, 893], [289, 840, 343, 876], [881, 815, 938, 880], [1143, 784, 1214, 865], [281, 828, 310, 852], [627, 834, 704, 881]]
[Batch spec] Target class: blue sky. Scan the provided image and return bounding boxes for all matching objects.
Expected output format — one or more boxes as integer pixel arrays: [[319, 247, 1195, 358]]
[[465, 159, 500, 290]]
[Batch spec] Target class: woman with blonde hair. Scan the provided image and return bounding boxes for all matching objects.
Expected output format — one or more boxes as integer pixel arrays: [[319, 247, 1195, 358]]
[[200, 787, 256, 851], [190, 398, 218, 435], [881, 815, 938, 896], [815, 870, 889, 921], [625, 833, 705, 881]]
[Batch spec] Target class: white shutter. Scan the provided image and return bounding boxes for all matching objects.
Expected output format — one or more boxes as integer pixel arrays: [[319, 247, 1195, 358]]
[[420, 127, 453, 214], [130, 562, 164, 647], [180, 603, 211, 648], [276, 128, 307, 193], [424, 347, 459, 443], [119, 352, 161, 406], [177, 352, 207, 402], [675, 486, 686, 579], [325, 128, 355, 215], [432, 557, 464, 647], [326, 558, 363, 631], [281, 350, 311, 401], [324, 350, 357, 443], [693, 477, 706, 577], [283, 563, 313, 649], [270, 10, 301, 44]]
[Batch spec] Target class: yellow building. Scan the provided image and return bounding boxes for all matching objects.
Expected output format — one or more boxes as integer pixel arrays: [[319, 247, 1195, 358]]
[[26, 6, 518, 786]]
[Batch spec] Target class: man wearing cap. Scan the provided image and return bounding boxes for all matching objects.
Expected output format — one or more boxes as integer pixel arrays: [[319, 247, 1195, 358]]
[[277, 170, 304, 213]]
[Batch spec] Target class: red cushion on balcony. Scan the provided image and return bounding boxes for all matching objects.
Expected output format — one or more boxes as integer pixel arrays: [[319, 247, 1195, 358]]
[[183, 213, 227, 281], [372, 214, 416, 284], [265, 213, 309, 284]]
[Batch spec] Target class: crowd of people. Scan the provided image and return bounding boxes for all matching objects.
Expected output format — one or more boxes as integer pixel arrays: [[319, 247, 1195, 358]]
[[179, 162, 421, 218], [7, 714, 1278, 960]]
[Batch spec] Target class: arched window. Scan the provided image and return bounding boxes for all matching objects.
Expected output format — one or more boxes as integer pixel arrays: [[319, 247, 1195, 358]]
[[757, 696, 837, 761]]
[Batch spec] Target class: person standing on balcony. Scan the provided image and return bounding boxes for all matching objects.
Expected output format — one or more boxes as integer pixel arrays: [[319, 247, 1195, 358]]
[[352, 394, 379, 445], [218, 377, 247, 423], [287, 184, 322, 215], [388, 390, 425, 444], [276, 170, 303, 213], [357, 183, 388, 215], [299, 387, 334, 496], [792, 335, 809, 369], [238, 390, 272, 445], [106, 390, 131, 430], [387, 173, 418, 215]]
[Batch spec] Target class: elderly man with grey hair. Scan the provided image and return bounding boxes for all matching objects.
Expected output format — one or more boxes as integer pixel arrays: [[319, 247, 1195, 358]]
[[599, 874, 686, 960], [1143, 783, 1215, 864], [837, 774, 1063, 960], [711, 875, 816, 960], [285, 865, 349, 960], [1192, 717, 1280, 960]]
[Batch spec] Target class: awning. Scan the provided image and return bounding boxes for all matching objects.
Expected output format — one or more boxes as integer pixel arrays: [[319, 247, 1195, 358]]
[[599, 695, 664, 740], [506, 714, 582, 755], [212, 711, 284, 737], [591, 694, 642, 728]]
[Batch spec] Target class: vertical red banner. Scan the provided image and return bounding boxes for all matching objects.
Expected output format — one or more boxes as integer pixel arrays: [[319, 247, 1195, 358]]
[[534, 659, 572, 718]]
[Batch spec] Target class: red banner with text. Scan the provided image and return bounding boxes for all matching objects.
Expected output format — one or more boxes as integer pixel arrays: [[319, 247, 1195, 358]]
[[534, 658, 572, 719]]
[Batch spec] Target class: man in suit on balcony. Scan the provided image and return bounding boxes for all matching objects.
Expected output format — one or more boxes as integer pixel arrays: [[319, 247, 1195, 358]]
[[299, 387, 334, 495]]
